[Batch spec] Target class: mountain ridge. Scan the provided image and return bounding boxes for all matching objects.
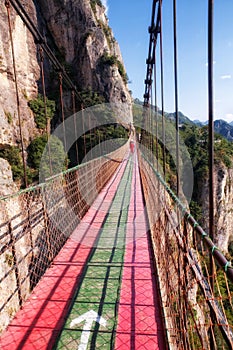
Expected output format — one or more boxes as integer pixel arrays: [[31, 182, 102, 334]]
[[133, 98, 233, 141]]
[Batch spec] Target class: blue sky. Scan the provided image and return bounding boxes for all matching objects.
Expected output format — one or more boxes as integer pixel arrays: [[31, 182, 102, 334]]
[[106, 0, 233, 122]]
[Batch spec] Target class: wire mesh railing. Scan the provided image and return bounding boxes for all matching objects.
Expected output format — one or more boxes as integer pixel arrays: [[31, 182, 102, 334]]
[[0, 143, 128, 335], [138, 148, 233, 349]]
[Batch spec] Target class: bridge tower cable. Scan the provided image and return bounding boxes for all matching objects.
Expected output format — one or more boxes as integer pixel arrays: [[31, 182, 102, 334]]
[[144, 0, 161, 168], [159, 0, 166, 179]]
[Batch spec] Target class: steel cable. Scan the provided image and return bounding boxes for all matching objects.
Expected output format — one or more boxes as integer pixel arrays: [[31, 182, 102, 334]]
[[5, 0, 28, 188]]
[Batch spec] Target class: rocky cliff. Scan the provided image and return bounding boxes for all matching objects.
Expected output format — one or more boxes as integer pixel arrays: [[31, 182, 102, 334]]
[[197, 162, 233, 254], [0, 0, 132, 333], [0, 1, 39, 150], [36, 0, 131, 105], [0, 0, 132, 194]]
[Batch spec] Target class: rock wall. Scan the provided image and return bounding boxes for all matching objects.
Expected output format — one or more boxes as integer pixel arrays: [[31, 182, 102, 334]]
[[37, 0, 130, 101], [0, 0, 132, 333], [197, 162, 233, 253], [0, 1, 39, 150], [0, 0, 132, 195]]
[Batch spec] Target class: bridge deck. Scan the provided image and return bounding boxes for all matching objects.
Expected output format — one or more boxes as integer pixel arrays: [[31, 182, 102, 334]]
[[0, 152, 166, 349]]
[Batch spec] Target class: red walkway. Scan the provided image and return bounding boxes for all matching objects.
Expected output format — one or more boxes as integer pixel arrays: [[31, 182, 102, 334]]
[[0, 152, 166, 349], [115, 155, 166, 349]]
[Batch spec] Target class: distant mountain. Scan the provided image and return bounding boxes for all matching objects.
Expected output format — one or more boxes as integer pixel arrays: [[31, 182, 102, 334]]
[[214, 119, 233, 141], [191, 119, 233, 141], [133, 98, 233, 141], [193, 119, 204, 127], [193, 120, 208, 126], [165, 111, 195, 126]]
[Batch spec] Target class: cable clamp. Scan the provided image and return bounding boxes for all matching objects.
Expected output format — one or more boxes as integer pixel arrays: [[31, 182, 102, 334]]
[[181, 206, 186, 214], [211, 245, 217, 254], [225, 261, 231, 272], [202, 232, 207, 239]]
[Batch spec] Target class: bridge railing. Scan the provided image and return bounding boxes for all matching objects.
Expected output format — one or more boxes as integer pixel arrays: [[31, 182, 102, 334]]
[[138, 148, 233, 349], [0, 142, 128, 335]]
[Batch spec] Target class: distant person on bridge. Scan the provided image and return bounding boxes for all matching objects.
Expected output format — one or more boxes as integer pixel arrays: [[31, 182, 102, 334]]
[[130, 139, 135, 153]]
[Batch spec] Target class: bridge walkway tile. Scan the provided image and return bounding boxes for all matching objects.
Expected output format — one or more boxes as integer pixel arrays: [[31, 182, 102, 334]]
[[115, 154, 166, 349], [0, 152, 166, 349], [0, 156, 129, 350]]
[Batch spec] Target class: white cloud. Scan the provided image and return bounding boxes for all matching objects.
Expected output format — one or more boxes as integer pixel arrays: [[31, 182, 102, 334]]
[[220, 74, 231, 80], [225, 113, 233, 122], [102, 0, 108, 14]]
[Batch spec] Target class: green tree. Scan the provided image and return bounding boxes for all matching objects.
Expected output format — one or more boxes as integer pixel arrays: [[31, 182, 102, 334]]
[[0, 146, 24, 181], [28, 94, 56, 129], [28, 135, 48, 170], [80, 90, 106, 107], [40, 135, 67, 181], [28, 135, 67, 181]]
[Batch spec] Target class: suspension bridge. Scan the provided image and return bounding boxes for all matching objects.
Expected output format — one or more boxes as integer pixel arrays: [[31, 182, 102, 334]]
[[0, 0, 233, 349]]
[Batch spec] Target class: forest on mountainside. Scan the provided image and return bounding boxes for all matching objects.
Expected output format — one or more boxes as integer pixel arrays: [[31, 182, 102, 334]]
[[133, 99, 233, 258]]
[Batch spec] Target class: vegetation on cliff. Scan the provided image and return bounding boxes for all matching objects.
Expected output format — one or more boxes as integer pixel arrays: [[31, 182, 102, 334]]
[[28, 95, 56, 130], [99, 53, 129, 84], [133, 100, 233, 226]]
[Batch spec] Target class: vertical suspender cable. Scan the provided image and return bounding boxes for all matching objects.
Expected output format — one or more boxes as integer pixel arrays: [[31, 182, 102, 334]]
[[173, 0, 180, 198], [208, 1, 216, 347], [39, 46, 52, 176], [159, 0, 166, 179], [154, 48, 159, 172], [81, 104, 87, 157], [208, 0, 214, 251], [208, 0, 214, 285], [150, 83, 153, 159], [72, 90, 79, 164], [5, 0, 28, 188], [59, 72, 67, 154]]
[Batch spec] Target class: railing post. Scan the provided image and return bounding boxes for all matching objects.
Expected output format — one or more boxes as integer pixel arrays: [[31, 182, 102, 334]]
[[8, 221, 23, 307], [42, 194, 53, 263]]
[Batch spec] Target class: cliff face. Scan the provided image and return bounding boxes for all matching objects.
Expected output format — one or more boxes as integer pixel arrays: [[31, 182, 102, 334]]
[[0, 0, 132, 194], [36, 0, 131, 106], [0, 1, 39, 150], [197, 163, 233, 253], [0, 0, 132, 332]]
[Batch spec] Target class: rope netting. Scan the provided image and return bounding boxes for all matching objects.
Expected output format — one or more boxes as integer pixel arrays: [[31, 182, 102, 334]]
[[138, 149, 233, 349], [0, 143, 128, 334]]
